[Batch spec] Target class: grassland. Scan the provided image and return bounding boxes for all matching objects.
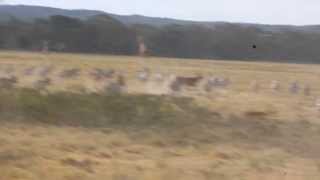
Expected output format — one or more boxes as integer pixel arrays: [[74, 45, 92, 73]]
[[0, 51, 319, 180]]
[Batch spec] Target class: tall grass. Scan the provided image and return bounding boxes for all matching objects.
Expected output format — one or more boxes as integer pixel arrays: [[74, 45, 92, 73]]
[[0, 88, 212, 128], [0, 88, 318, 159]]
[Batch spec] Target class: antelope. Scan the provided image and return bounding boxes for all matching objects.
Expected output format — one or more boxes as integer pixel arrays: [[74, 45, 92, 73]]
[[170, 75, 203, 92]]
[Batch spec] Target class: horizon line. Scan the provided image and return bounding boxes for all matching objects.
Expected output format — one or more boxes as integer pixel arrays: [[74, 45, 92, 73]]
[[2, 3, 320, 27]]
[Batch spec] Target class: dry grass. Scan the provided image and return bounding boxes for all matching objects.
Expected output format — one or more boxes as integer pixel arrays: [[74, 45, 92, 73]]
[[0, 50, 319, 180]]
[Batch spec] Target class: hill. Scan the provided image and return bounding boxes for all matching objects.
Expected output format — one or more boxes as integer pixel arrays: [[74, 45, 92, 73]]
[[1, 5, 320, 63], [0, 4, 198, 27], [0, 5, 104, 22], [2, 4, 320, 32]]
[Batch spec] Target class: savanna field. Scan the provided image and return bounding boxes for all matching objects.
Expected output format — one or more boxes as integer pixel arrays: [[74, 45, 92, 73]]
[[0, 51, 320, 180]]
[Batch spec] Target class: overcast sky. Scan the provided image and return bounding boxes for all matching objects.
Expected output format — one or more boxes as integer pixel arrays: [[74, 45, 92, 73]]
[[3, 0, 320, 25]]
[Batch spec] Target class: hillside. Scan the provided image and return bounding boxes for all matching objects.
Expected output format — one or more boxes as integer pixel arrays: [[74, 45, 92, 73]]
[[1, 4, 320, 32], [0, 5, 198, 27], [1, 5, 320, 63]]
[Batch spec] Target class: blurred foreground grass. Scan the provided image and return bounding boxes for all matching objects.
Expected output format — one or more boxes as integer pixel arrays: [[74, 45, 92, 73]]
[[0, 50, 320, 179], [0, 88, 213, 129], [0, 88, 320, 179]]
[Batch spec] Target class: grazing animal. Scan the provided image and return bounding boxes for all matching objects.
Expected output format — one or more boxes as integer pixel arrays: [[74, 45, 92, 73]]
[[170, 75, 203, 92], [174, 76, 203, 87]]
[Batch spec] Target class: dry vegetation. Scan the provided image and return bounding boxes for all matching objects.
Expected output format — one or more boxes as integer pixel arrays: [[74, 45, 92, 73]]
[[0, 51, 319, 180]]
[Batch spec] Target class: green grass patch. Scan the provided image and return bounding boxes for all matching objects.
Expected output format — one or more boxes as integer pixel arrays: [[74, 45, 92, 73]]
[[0, 88, 212, 128]]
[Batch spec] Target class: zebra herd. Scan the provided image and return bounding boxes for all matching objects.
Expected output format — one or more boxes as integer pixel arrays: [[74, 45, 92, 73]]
[[135, 68, 320, 111], [0, 64, 319, 111], [251, 80, 311, 95], [0, 65, 128, 94], [137, 68, 314, 96]]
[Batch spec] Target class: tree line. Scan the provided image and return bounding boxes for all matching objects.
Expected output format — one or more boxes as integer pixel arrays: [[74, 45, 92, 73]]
[[1, 14, 320, 63], [0, 15, 138, 54]]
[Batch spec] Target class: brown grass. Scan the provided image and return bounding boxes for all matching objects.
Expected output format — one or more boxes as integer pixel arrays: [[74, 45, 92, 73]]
[[0, 50, 319, 180]]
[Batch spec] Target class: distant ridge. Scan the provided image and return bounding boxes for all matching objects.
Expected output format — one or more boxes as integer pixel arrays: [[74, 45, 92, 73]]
[[1, 4, 320, 63], [0, 5, 203, 26], [1, 4, 320, 34]]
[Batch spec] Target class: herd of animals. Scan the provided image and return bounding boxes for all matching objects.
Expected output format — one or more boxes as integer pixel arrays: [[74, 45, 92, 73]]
[[0, 64, 319, 110], [137, 68, 313, 95]]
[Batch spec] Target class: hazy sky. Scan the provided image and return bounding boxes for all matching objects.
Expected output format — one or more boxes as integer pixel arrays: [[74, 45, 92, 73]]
[[3, 0, 320, 25]]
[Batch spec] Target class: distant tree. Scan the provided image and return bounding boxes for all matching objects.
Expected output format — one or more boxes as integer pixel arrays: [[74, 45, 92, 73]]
[[83, 14, 138, 54], [1, 13, 320, 63], [49, 15, 83, 29], [17, 35, 31, 49]]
